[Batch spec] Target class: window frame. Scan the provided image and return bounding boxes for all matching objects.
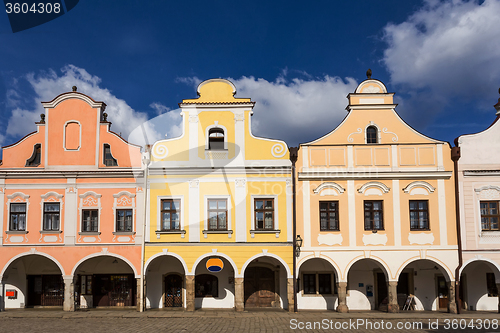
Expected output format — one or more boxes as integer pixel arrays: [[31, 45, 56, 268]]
[[409, 200, 430, 231], [301, 272, 335, 296], [115, 208, 133, 232], [9, 203, 27, 231], [479, 201, 500, 231], [364, 200, 384, 231], [160, 199, 181, 231], [43, 202, 60, 231], [207, 199, 228, 231], [103, 143, 118, 166], [81, 209, 99, 233], [207, 128, 225, 150], [195, 274, 219, 298], [319, 201, 340, 231], [366, 126, 378, 144], [254, 198, 275, 231]]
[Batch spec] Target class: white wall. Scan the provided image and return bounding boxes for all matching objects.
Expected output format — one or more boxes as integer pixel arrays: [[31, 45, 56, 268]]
[[195, 258, 235, 309], [346, 261, 378, 310], [463, 262, 499, 311], [145, 256, 185, 309], [298, 258, 337, 310]]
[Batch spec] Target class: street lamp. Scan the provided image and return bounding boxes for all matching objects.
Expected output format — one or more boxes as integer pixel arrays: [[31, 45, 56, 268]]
[[295, 235, 303, 257]]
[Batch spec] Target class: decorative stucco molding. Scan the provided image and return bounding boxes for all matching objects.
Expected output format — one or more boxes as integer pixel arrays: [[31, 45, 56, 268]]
[[313, 182, 345, 196], [358, 181, 390, 194], [403, 181, 436, 195], [317, 233, 343, 246]]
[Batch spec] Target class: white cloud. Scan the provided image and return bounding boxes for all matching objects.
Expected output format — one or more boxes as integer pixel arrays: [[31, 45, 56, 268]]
[[3, 65, 173, 148], [382, 0, 500, 99], [230, 75, 358, 145]]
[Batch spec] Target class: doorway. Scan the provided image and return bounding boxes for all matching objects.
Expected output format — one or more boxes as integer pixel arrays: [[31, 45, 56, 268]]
[[244, 267, 276, 308], [27, 275, 64, 307], [164, 274, 183, 307], [436, 276, 448, 310], [376, 272, 388, 310]]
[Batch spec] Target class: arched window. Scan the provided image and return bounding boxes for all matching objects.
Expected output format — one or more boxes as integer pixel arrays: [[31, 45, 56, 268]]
[[366, 126, 378, 144], [195, 274, 218, 297], [208, 128, 225, 150], [26, 143, 41, 167]]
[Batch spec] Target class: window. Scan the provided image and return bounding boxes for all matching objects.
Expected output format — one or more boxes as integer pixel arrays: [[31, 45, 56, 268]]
[[80, 275, 93, 295], [103, 144, 118, 166], [10, 203, 26, 231], [366, 126, 378, 144], [409, 200, 429, 230], [208, 199, 227, 230], [208, 128, 224, 150], [161, 199, 180, 231], [43, 203, 60, 231], [195, 274, 218, 298], [320, 201, 339, 231], [81, 209, 98, 232], [302, 273, 334, 295], [255, 199, 274, 230], [486, 273, 498, 297], [26, 143, 41, 167], [480, 201, 499, 231], [116, 209, 133, 232], [364, 200, 384, 230]]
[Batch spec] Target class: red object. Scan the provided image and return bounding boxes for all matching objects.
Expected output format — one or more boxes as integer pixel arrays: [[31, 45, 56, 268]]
[[6, 290, 16, 297]]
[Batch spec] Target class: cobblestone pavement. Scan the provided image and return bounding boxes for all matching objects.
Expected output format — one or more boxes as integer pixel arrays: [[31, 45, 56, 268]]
[[0, 310, 499, 333]]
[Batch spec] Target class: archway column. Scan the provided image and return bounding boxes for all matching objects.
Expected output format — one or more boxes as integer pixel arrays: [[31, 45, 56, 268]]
[[497, 284, 500, 313], [287, 278, 294, 313], [186, 275, 195, 311], [235, 277, 244, 311], [136, 278, 142, 311], [0, 275, 4, 312], [447, 281, 457, 314], [63, 276, 75, 312], [387, 281, 399, 313], [336, 282, 348, 313]]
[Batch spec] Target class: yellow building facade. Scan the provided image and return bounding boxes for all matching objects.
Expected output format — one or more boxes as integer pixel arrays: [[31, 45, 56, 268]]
[[295, 75, 459, 312], [144, 79, 294, 311]]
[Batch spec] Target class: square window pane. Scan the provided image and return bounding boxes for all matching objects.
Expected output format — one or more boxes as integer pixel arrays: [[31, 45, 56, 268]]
[[218, 200, 226, 210], [45, 203, 60, 212], [265, 200, 273, 209], [11, 203, 26, 212], [320, 202, 327, 211], [163, 201, 170, 210], [255, 200, 263, 210], [172, 201, 180, 210], [209, 200, 217, 210], [329, 202, 337, 210]]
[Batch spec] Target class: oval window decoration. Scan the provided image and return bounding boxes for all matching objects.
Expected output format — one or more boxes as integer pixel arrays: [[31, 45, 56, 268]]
[[206, 258, 224, 272]]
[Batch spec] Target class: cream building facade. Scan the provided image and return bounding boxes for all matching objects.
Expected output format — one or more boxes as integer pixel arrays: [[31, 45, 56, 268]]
[[295, 75, 459, 313], [144, 79, 294, 311], [456, 94, 500, 312]]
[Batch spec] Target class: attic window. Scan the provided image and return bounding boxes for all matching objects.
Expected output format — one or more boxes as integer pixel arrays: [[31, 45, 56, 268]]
[[208, 128, 225, 150], [103, 144, 118, 166], [26, 144, 41, 167], [366, 126, 378, 144]]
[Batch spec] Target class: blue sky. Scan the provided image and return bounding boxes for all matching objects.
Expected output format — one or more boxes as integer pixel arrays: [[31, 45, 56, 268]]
[[1, 0, 499, 150]]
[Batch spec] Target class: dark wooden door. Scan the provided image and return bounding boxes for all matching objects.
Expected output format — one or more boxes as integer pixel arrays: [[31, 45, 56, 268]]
[[437, 276, 448, 309], [244, 267, 275, 308], [27, 275, 42, 306], [376, 273, 388, 310], [27, 275, 63, 306], [165, 274, 183, 307], [94, 275, 135, 307]]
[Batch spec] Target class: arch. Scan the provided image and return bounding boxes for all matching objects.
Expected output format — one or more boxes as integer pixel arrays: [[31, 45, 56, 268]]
[[344, 255, 392, 281], [7, 192, 30, 200], [241, 253, 292, 279], [1, 251, 65, 277], [71, 252, 139, 278], [144, 251, 188, 275], [355, 79, 388, 94], [403, 181, 436, 195], [113, 191, 136, 198], [313, 182, 345, 196], [41, 91, 106, 109], [395, 256, 454, 282], [357, 181, 390, 194], [191, 252, 238, 276], [460, 258, 500, 282], [474, 185, 500, 193], [41, 191, 64, 200], [366, 125, 378, 144], [78, 191, 102, 199], [297, 255, 342, 281], [197, 78, 237, 96]]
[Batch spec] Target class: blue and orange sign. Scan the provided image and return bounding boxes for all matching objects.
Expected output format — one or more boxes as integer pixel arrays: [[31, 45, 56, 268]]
[[206, 258, 224, 272]]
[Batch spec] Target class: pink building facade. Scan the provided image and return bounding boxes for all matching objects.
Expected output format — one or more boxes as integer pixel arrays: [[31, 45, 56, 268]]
[[0, 88, 144, 311]]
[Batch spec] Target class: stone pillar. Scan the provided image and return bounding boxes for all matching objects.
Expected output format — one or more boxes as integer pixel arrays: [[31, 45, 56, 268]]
[[496, 284, 500, 313], [186, 275, 195, 311], [235, 277, 244, 312], [447, 281, 457, 314], [136, 278, 142, 311], [387, 281, 399, 313], [287, 278, 294, 312], [63, 277, 75, 312], [336, 282, 348, 313], [0, 276, 4, 312]]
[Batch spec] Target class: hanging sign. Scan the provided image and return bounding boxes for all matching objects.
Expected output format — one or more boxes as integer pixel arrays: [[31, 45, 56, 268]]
[[206, 258, 223, 272]]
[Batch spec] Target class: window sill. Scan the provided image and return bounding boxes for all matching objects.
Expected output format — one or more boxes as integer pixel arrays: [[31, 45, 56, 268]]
[[5, 230, 28, 234], [364, 229, 385, 233], [250, 229, 281, 238], [409, 229, 431, 232], [203, 230, 233, 239], [78, 232, 101, 236], [40, 230, 63, 234], [155, 230, 185, 239], [113, 231, 136, 235], [319, 230, 340, 232]]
